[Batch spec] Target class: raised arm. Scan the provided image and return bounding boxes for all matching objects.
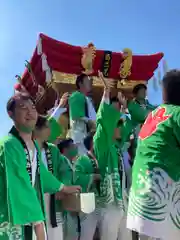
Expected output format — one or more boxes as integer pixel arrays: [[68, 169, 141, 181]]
[[47, 92, 68, 143], [93, 72, 122, 172]]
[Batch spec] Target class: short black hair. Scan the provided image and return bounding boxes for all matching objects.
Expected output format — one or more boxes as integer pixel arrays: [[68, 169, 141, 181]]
[[6, 93, 33, 114], [35, 115, 48, 129], [110, 96, 119, 105], [76, 74, 87, 89], [84, 132, 94, 151], [57, 138, 73, 153], [132, 84, 147, 95], [162, 69, 180, 105]]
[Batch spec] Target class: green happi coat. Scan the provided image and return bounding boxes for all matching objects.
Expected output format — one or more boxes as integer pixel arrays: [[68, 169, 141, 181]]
[[47, 106, 65, 143], [69, 91, 88, 120], [127, 105, 180, 239], [128, 99, 155, 122], [120, 116, 135, 152], [128, 99, 156, 153], [69, 91, 90, 154], [48, 118, 62, 143], [57, 155, 75, 186], [128, 99, 156, 131], [47, 105, 67, 143], [57, 155, 80, 239], [42, 142, 65, 227], [74, 154, 100, 200], [0, 127, 63, 240], [93, 102, 126, 209]]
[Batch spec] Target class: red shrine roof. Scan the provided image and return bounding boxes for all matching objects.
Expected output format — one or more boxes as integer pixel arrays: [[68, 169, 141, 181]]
[[20, 33, 164, 98]]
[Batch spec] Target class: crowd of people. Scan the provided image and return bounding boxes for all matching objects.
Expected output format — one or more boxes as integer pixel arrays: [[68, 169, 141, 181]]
[[0, 69, 180, 240]]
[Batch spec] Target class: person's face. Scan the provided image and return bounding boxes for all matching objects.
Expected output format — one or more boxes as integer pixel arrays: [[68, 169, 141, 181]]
[[39, 122, 51, 142], [136, 88, 146, 100], [12, 98, 38, 132], [64, 143, 78, 161], [111, 101, 120, 111], [82, 76, 92, 94]]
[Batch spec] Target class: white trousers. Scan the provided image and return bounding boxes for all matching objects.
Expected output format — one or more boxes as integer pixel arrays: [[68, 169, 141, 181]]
[[32, 224, 48, 240], [80, 205, 132, 240], [47, 224, 63, 240], [44, 194, 64, 240], [100, 205, 132, 240], [80, 208, 101, 240], [64, 213, 79, 240], [33, 224, 63, 240], [139, 235, 160, 240]]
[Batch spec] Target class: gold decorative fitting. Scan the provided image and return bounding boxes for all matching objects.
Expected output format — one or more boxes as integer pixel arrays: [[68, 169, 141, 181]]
[[119, 48, 132, 85], [81, 43, 96, 75], [52, 71, 146, 90]]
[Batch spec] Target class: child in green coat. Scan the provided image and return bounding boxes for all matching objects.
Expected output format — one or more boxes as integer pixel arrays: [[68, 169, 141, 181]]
[[58, 139, 80, 240]]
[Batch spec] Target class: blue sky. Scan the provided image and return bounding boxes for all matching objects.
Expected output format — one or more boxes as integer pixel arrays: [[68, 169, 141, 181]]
[[0, 0, 179, 137]]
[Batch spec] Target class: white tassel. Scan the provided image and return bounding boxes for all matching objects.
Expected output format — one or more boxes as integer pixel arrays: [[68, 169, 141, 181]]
[[152, 76, 158, 91], [37, 37, 42, 55], [41, 53, 52, 83], [41, 54, 49, 71], [163, 59, 168, 75], [158, 70, 162, 86]]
